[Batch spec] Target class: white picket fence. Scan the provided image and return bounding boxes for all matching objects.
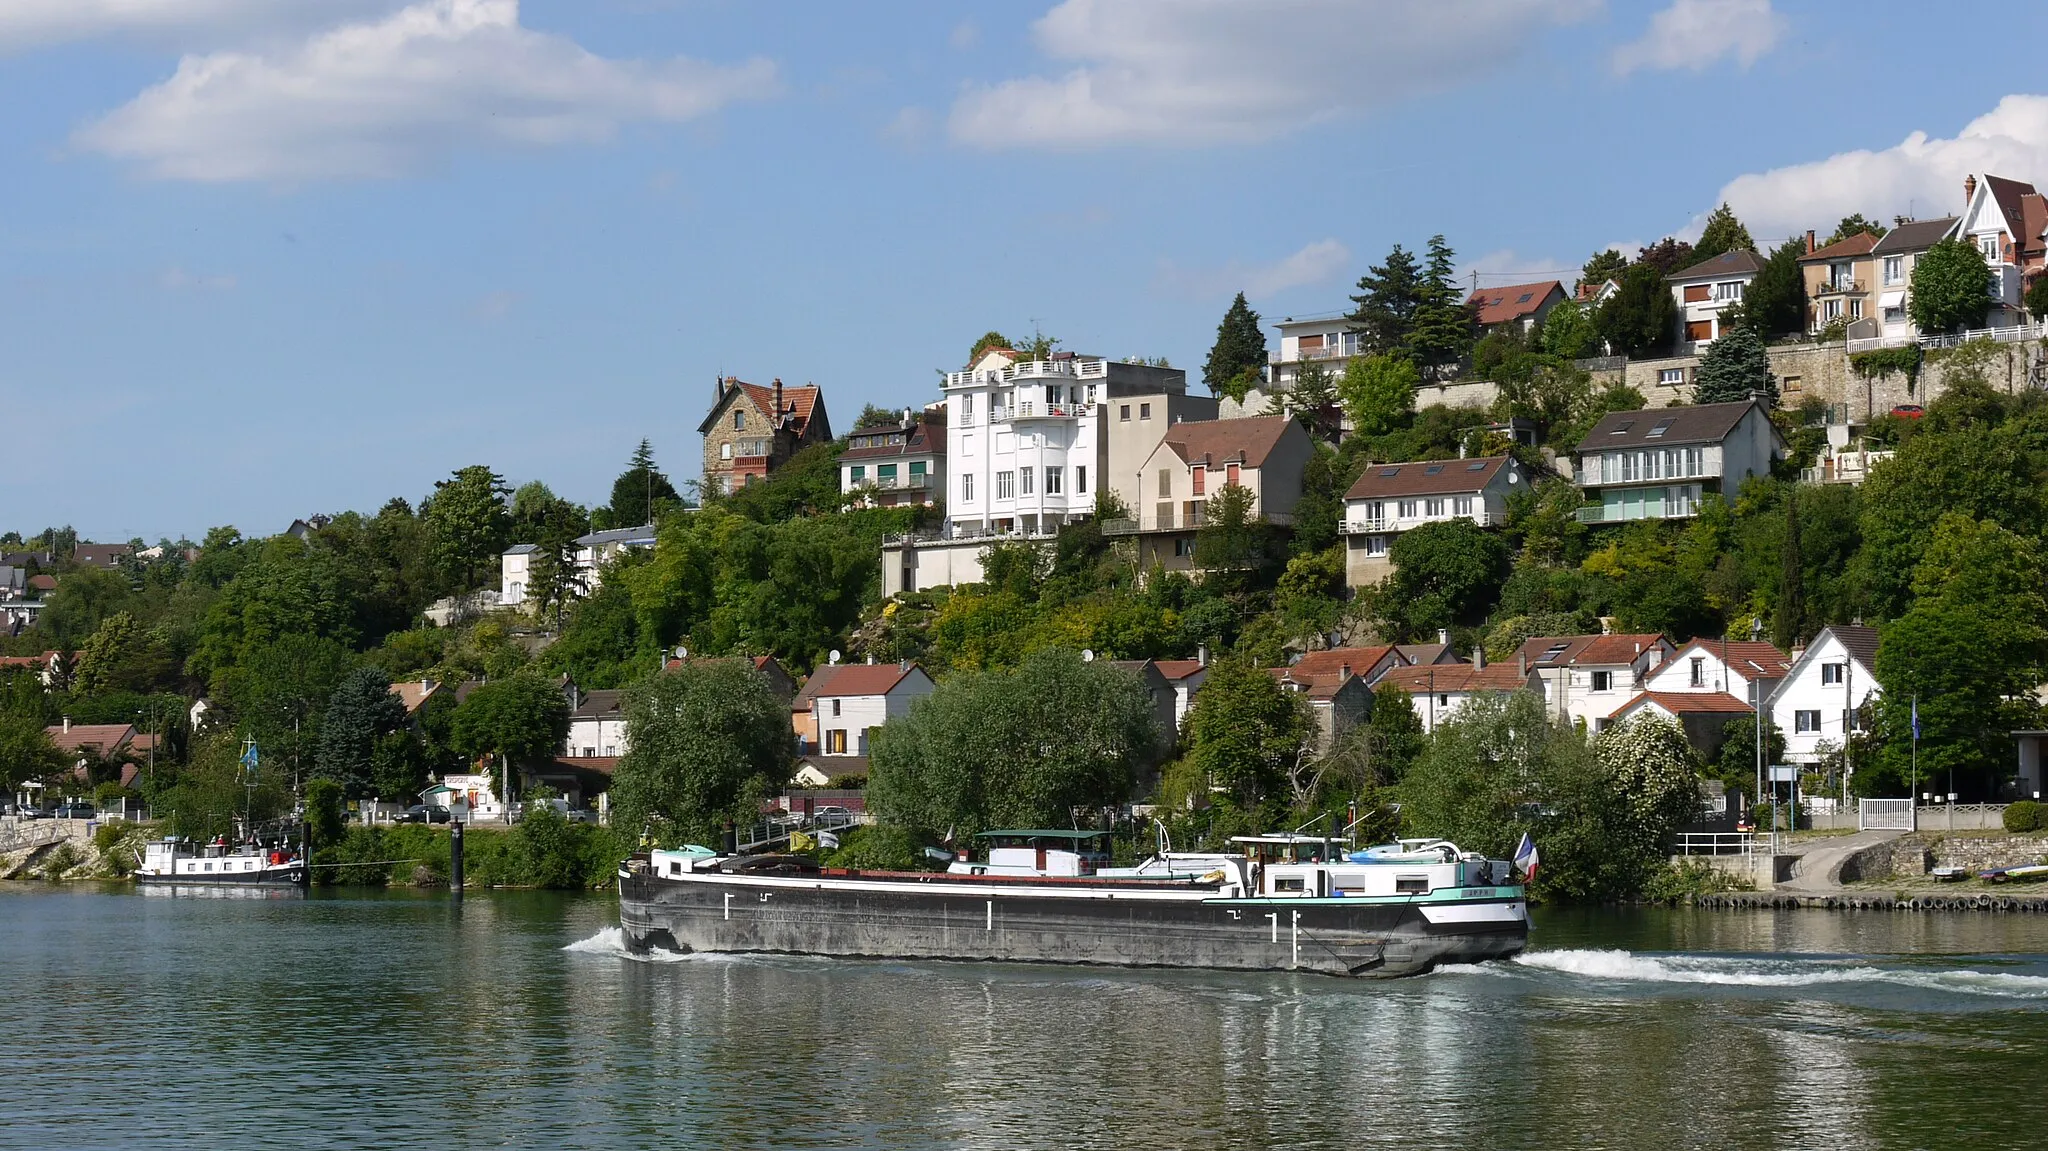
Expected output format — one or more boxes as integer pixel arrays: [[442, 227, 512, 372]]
[[1858, 798, 1915, 831]]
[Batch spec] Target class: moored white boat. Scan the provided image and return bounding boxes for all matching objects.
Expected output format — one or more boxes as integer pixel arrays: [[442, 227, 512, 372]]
[[136, 835, 307, 888]]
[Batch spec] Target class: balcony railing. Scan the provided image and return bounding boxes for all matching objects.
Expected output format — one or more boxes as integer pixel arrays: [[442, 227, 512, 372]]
[[1811, 278, 1864, 296], [871, 474, 931, 490], [1010, 401, 1091, 419], [1342, 511, 1497, 534], [1004, 359, 1109, 381], [1576, 501, 1699, 524]]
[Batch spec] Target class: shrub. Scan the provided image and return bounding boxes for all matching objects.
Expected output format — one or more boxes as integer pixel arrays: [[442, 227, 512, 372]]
[[1642, 858, 1752, 902], [2004, 800, 2043, 833]]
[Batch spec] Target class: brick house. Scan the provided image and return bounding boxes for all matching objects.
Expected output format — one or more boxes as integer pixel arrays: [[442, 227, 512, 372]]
[[699, 377, 832, 495]]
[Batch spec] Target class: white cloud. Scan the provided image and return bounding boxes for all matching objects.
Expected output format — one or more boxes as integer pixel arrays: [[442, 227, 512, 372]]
[[1611, 0, 1786, 76], [949, 0, 1593, 149], [1709, 95, 2048, 242], [882, 106, 936, 149], [74, 0, 779, 181], [1160, 238, 1351, 300], [0, 0, 394, 53]]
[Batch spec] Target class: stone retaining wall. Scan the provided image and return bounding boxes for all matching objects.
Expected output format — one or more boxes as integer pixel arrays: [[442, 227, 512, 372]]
[[1848, 834, 2048, 881], [1696, 892, 2048, 913]]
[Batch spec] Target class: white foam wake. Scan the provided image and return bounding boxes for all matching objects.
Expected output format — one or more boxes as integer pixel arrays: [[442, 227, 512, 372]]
[[1514, 948, 2048, 999], [563, 926, 697, 963]]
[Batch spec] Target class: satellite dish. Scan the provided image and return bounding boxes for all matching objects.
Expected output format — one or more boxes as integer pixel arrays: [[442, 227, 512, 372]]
[[675, 646, 688, 659], [1507, 472, 1520, 484], [1082, 649, 1095, 662], [828, 649, 842, 665]]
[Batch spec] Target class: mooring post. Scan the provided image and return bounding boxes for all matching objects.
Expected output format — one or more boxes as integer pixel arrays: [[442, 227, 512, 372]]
[[450, 820, 465, 902]]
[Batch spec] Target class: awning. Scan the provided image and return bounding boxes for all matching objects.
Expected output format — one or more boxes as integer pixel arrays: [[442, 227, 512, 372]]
[[1879, 290, 1905, 307]]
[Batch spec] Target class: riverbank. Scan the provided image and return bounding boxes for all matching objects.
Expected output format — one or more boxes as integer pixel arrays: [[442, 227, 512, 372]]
[[1696, 890, 2048, 912]]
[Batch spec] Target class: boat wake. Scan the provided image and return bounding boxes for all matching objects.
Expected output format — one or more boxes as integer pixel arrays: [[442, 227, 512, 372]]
[[1513, 948, 2048, 999], [563, 926, 698, 964]]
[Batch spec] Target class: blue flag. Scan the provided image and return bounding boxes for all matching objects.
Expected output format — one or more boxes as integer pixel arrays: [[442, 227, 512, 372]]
[[240, 742, 260, 774], [1911, 697, 1920, 741]]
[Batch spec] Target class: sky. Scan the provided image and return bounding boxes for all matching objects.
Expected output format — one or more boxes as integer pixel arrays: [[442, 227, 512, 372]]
[[9, 0, 2048, 542]]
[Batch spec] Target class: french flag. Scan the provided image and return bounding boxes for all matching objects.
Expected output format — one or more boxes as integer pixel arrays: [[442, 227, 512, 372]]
[[1513, 833, 1540, 882]]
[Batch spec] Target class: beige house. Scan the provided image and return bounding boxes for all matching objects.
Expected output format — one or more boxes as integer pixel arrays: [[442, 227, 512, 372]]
[[1111, 416, 1312, 572], [1341, 454, 1523, 587], [1798, 230, 1879, 335]]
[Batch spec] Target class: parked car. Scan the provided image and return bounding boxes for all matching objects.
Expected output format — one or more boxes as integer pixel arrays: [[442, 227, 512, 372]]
[[53, 802, 95, 820], [398, 805, 452, 824], [1891, 404, 1925, 418]]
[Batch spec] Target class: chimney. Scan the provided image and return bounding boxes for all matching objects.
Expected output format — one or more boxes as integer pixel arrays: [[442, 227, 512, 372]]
[[62, 715, 71, 733], [1437, 628, 1450, 647], [1518, 653, 1528, 676], [1340, 663, 1352, 682], [1473, 648, 1486, 670], [772, 378, 785, 421], [866, 653, 875, 665], [1198, 644, 1210, 668], [1805, 229, 1816, 256], [1965, 174, 1978, 206]]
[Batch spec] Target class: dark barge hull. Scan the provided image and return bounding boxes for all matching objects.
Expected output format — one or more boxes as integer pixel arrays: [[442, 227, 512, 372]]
[[618, 871, 1526, 978], [136, 870, 307, 888]]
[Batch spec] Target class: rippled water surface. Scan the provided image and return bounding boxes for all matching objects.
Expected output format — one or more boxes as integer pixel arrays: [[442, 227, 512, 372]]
[[5, 883, 2047, 1150]]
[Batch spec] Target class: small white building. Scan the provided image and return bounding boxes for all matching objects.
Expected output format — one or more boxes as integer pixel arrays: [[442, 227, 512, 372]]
[[1342, 454, 1524, 587], [794, 661, 936, 757], [1667, 249, 1763, 347], [499, 543, 537, 606], [1151, 657, 1211, 736], [1519, 633, 1675, 731], [1642, 639, 1792, 708], [1374, 658, 1536, 735], [564, 688, 627, 759], [1767, 625, 1881, 767]]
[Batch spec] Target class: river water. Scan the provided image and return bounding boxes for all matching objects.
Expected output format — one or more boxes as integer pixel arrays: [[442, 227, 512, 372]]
[[4, 884, 2046, 1150]]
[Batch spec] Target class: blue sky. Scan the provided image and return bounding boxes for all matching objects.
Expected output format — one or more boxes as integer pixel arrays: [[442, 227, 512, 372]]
[[9, 0, 2048, 542]]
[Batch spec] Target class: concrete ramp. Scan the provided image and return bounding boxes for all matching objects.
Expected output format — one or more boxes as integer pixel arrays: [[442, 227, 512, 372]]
[[1778, 829, 1906, 893]]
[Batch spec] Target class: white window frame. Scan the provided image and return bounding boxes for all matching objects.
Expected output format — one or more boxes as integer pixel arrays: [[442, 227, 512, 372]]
[[1453, 495, 1473, 518], [1020, 468, 1033, 496], [1365, 535, 1388, 557], [1821, 663, 1845, 686], [1076, 466, 1087, 494], [1044, 467, 1061, 495], [1715, 280, 1744, 302], [1882, 255, 1903, 285], [962, 473, 974, 503], [995, 471, 1014, 500], [1658, 368, 1684, 387], [1795, 709, 1821, 734]]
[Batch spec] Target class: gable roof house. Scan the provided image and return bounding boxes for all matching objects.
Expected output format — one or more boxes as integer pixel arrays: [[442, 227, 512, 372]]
[[1374, 655, 1536, 734], [1574, 400, 1783, 526], [1342, 454, 1525, 588], [1667, 249, 1765, 348], [1265, 667, 1373, 753], [1766, 625, 1881, 769], [1799, 229, 1880, 338], [1152, 656, 1212, 736], [1606, 690, 1757, 759], [1644, 639, 1793, 707], [1866, 216, 1963, 349], [841, 408, 946, 508], [1951, 172, 2045, 327], [71, 543, 133, 570], [564, 688, 627, 759], [1111, 659, 1177, 761], [46, 718, 137, 779], [1288, 646, 1408, 687], [1467, 280, 1567, 336], [793, 660, 936, 757], [1115, 416, 1313, 574], [699, 376, 832, 496], [1518, 633, 1676, 731]]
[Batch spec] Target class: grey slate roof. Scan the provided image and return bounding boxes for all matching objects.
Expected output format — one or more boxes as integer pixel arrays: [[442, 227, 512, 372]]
[[1870, 217, 1959, 256], [503, 543, 541, 555], [1575, 401, 1760, 452], [1830, 625, 1880, 673], [1667, 249, 1765, 281], [575, 525, 656, 547]]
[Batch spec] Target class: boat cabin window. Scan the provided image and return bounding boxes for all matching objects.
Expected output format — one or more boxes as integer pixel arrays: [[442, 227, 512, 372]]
[[1395, 875, 1429, 894], [669, 861, 683, 876], [1273, 876, 1306, 893]]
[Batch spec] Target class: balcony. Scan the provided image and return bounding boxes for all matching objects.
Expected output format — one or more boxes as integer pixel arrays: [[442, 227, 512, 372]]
[[1800, 450, 1894, 486], [1342, 511, 1496, 534], [1009, 400, 1091, 420], [1576, 500, 1698, 524], [1811, 278, 1864, 297], [1005, 358, 1109, 381], [871, 474, 931, 491]]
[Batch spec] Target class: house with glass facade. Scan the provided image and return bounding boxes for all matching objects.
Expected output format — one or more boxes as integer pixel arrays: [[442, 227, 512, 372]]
[[1573, 399, 1783, 525]]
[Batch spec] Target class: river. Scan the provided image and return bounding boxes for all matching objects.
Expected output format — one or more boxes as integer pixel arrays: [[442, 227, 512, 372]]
[[3, 884, 2045, 1150]]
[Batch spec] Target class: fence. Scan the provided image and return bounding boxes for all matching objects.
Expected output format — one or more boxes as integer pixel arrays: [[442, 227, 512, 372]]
[[1673, 832, 1777, 857], [1858, 798, 1915, 831]]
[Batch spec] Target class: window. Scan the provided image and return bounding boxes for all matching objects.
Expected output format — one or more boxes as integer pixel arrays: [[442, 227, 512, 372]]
[[1686, 320, 1714, 342], [849, 465, 865, 483], [831, 699, 842, 716], [1821, 663, 1846, 685], [909, 460, 926, 480], [1173, 537, 1194, 557], [1226, 463, 1240, 486], [1822, 298, 1842, 322], [733, 410, 744, 429], [1045, 467, 1062, 495], [1795, 710, 1821, 734], [1453, 496, 1473, 517], [1981, 236, 2000, 260], [1437, 694, 1450, 707], [1689, 658, 1705, 688], [996, 471, 1015, 499], [720, 443, 732, 460], [583, 746, 595, 758], [1883, 255, 1903, 285], [962, 473, 974, 502], [1076, 466, 1087, 493], [1120, 404, 1131, 421], [1424, 498, 1446, 517], [1715, 280, 1744, 302], [1883, 305, 1907, 324], [604, 744, 616, 757], [1683, 284, 1710, 303], [1849, 298, 1863, 320], [1191, 467, 1206, 496], [1020, 468, 1034, 495], [826, 729, 847, 754], [877, 464, 897, 483], [1592, 671, 1613, 692], [962, 394, 974, 423], [1157, 469, 1172, 498], [1365, 535, 1387, 557], [1140, 403, 1152, 420], [1398, 499, 1418, 518]]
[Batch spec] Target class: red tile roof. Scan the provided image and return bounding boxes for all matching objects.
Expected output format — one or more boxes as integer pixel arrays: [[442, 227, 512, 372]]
[[1152, 659, 1207, 682], [1798, 231, 1879, 263], [1518, 634, 1668, 668], [1614, 690, 1754, 717], [1466, 281, 1562, 326], [389, 680, 440, 714], [1344, 455, 1514, 500], [735, 380, 824, 438], [1290, 646, 1401, 681], [794, 663, 927, 707], [1376, 663, 1532, 694], [1662, 639, 1791, 678], [1158, 417, 1298, 470], [46, 723, 136, 756]]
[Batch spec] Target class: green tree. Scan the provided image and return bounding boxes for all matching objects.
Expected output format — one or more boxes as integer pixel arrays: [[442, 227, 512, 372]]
[[1741, 236, 1808, 338], [852, 404, 902, 430], [1366, 683, 1425, 783], [870, 649, 1157, 838], [1908, 238, 1992, 334], [1380, 518, 1512, 636], [1580, 249, 1628, 290], [967, 331, 1012, 363], [608, 659, 790, 841], [1714, 716, 1783, 795], [450, 674, 571, 791], [423, 465, 511, 594], [1170, 659, 1311, 821], [1595, 263, 1677, 357], [1591, 715, 1705, 869], [1775, 489, 1804, 650], [1289, 446, 1344, 555], [314, 666, 411, 798], [1194, 483, 1281, 595], [1691, 203, 1754, 262], [1540, 299, 1599, 359], [2025, 273, 2048, 320], [1336, 353, 1418, 437], [72, 611, 159, 696], [1408, 235, 1474, 373], [1858, 419, 2044, 617], [1633, 237, 1696, 276], [1283, 360, 1339, 440], [1203, 292, 1268, 402], [34, 566, 133, 648], [0, 713, 67, 792], [1348, 244, 1426, 358], [603, 441, 681, 530], [1691, 321, 1777, 406], [1828, 214, 1887, 245]]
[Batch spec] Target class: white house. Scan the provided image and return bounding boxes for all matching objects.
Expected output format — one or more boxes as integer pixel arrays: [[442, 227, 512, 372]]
[[1643, 639, 1793, 709], [1574, 400, 1784, 526], [1468, 280, 1566, 336], [1950, 172, 2043, 327], [1152, 657, 1211, 736], [1667, 249, 1763, 346], [1768, 625, 1881, 768], [571, 526, 657, 593], [1868, 216, 1962, 346], [1342, 454, 1524, 587], [794, 661, 936, 757], [565, 688, 627, 759], [841, 408, 946, 508], [1252, 314, 1368, 416], [1374, 658, 1536, 735], [1519, 633, 1676, 731], [500, 543, 537, 606]]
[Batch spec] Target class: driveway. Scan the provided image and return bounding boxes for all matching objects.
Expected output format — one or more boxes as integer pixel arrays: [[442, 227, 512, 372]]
[[1778, 829, 1906, 892]]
